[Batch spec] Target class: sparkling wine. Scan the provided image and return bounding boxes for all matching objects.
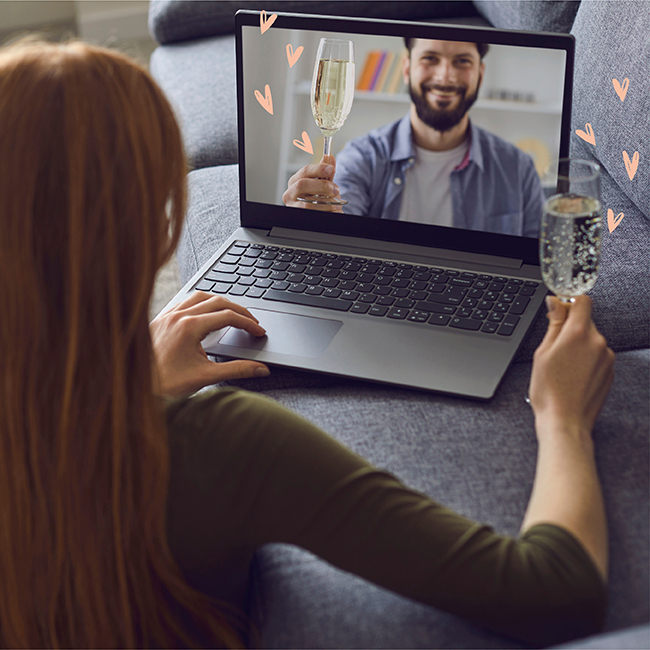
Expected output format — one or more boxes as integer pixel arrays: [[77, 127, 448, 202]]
[[540, 193, 602, 299], [311, 59, 355, 137]]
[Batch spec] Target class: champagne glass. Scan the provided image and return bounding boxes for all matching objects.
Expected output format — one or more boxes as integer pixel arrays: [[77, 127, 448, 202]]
[[525, 158, 602, 407], [297, 38, 355, 206], [540, 158, 602, 303]]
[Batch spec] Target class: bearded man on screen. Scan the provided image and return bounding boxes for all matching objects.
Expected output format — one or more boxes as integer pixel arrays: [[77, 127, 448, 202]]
[[283, 38, 544, 238]]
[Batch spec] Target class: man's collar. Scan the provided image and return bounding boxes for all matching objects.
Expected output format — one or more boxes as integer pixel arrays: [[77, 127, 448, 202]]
[[391, 113, 416, 162], [462, 121, 484, 172], [397, 115, 485, 172]]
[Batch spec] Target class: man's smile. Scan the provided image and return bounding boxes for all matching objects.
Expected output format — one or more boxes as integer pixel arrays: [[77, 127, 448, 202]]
[[423, 86, 464, 104]]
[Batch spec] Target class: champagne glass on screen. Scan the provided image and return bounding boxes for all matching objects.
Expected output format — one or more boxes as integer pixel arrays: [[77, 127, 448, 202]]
[[540, 158, 602, 303], [296, 38, 355, 206]]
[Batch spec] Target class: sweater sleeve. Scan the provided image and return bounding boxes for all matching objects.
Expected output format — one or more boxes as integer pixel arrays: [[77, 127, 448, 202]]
[[164, 388, 607, 647]]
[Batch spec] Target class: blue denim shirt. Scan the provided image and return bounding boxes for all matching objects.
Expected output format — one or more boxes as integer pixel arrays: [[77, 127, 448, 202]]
[[335, 114, 544, 237]]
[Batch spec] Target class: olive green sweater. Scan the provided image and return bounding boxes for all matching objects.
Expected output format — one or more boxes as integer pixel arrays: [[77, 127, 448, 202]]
[[164, 388, 606, 647]]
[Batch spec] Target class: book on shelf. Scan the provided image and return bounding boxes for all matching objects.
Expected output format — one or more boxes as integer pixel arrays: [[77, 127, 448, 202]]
[[357, 49, 407, 94], [386, 54, 407, 94], [367, 51, 387, 90], [372, 51, 395, 92], [356, 50, 383, 91]]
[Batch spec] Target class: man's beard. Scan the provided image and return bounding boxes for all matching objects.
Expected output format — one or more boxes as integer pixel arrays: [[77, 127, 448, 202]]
[[409, 74, 481, 133]]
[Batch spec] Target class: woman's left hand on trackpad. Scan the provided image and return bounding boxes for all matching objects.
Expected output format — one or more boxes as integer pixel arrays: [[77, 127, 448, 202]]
[[150, 291, 270, 398]]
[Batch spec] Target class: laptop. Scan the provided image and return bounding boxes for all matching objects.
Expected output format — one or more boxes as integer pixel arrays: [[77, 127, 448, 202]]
[[165, 10, 574, 400]]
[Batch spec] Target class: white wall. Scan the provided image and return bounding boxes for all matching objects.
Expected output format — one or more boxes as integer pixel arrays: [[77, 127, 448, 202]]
[[75, 1, 150, 42], [0, 1, 151, 42], [0, 1, 76, 31]]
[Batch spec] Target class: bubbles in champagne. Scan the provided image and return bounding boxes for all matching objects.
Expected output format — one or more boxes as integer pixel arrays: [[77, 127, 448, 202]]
[[540, 193, 602, 299]]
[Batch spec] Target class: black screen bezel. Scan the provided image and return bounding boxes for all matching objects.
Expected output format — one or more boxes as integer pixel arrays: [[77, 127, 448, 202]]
[[235, 10, 574, 266]]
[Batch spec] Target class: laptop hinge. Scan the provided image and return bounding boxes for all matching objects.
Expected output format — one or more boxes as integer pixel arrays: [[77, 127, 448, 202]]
[[270, 227, 524, 270]]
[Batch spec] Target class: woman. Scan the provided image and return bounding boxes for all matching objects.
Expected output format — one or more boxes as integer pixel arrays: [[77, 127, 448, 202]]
[[0, 39, 614, 649]]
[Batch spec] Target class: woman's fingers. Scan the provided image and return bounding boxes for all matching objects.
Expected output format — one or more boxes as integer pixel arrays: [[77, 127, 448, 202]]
[[188, 308, 267, 340], [166, 291, 263, 328], [154, 293, 267, 343], [201, 359, 271, 384], [535, 296, 570, 353], [529, 294, 614, 432], [557, 294, 594, 338], [180, 292, 261, 323], [165, 289, 213, 311]]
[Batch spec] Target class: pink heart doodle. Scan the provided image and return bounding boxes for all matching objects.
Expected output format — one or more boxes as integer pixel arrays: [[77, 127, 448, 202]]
[[293, 131, 313, 155], [286, 44, 304, 68], [575, 123, 596, 146], [254, 84, 273, 115], [607, 208, 624, 233], [623, 150, 639, 180], [260, 10, 277, 34], [612, 78, 629, 102]]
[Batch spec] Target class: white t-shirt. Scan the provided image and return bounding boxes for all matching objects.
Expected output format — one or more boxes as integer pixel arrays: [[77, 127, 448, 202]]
[[397, 139, 469, 226]]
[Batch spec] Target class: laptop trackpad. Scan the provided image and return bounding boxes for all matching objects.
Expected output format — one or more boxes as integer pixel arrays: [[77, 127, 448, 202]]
[[217, 308, 343, 359]]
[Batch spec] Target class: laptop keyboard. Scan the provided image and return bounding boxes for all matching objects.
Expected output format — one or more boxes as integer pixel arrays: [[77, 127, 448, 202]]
[[193, 241, 542, 337]]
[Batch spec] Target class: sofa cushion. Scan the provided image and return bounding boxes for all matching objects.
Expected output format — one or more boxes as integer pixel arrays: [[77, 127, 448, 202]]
[[178, 165, 650, 373], [150, 35, 238, 169], [149, 0, 483, 45], [473, 0, 580, 33], [243, 348, 649, 648], [570, 0, 650, 220]]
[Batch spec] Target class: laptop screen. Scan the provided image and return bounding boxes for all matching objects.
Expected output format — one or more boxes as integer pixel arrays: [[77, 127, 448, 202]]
[[236, 12, 574, 265]]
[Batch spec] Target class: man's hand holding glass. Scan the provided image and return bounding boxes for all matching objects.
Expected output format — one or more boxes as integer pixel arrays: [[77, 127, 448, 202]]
[[282, 154, 345, 212]]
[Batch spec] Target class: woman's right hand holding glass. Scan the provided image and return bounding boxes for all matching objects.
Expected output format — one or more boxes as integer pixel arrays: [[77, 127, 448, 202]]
[[529, 295, 615, 437], [524, 295, 614, 582]]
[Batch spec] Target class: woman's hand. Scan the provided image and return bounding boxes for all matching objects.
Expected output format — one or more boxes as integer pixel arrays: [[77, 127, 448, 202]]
[[524, 295, 614, 581], [282, 154, 345, 212], [528, 295, 615, 436], [150, 291, 270, 399]]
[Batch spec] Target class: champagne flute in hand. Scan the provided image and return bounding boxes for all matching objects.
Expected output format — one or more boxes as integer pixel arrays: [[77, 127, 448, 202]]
[[526, 158, 602, 407], [297, 38, 355, 206], [540, 158, 602, 303]]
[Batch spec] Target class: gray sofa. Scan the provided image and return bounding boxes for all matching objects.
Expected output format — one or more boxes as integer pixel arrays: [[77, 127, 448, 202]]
[[149, 1, 649, 647]]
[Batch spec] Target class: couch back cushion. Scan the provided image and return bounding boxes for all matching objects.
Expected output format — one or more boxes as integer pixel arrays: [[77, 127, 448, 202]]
[[473, 0, 580, 33], [567, 0, 650, 352], [149, 0, 482, 44]]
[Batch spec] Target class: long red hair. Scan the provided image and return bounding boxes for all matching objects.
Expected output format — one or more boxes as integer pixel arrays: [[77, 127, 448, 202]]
[[0, 38, 243, 648]]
